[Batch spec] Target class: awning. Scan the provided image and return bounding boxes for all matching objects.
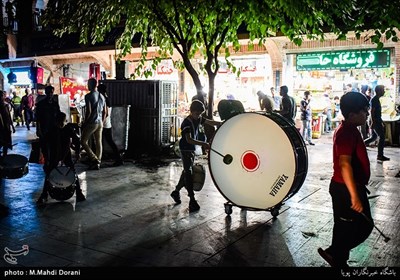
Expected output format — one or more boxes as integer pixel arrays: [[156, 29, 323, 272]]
[[1, 59, 34, 68]]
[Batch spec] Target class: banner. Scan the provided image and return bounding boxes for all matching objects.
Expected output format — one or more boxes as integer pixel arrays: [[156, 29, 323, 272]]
[[59, 76, 88, 100]]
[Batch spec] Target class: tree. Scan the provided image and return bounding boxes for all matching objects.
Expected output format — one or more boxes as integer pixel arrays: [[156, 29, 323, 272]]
[[43, 0, 400, 117]]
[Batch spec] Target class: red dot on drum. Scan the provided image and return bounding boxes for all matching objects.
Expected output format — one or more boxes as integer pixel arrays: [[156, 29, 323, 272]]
[[241, 151, 260, 172]]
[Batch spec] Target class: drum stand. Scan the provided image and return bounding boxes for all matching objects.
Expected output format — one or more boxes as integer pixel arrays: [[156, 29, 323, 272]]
[[224, 201, 283, 218]]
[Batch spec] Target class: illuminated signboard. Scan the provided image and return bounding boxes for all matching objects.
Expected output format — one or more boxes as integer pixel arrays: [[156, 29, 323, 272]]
[[296, 49, 391, 71]]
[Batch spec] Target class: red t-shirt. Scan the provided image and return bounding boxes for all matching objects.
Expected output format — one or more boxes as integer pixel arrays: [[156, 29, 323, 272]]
[[332, 121, 370, 185]]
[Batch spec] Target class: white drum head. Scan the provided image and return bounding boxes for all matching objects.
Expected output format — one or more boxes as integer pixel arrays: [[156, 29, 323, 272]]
[[209, 113, 296, 209], [48, 166, 76, 188]]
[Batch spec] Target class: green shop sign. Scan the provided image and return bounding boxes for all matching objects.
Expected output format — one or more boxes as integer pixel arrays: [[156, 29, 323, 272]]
[[296, 49, 391, 71]]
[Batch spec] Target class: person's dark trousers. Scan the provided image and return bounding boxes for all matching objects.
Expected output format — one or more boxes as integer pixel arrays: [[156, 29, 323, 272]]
[[24, 108, 34, 129], [38, 134, 52, 173], [13, 104, 21, 124], [39, 130, 66, 198], [175, 150, 195, 199], [64, 155, 84, 193], [365, 122, 385, 157], [103, 127, 122, 162], [327, 181, 373, 265], [325, 109, 332, 132]]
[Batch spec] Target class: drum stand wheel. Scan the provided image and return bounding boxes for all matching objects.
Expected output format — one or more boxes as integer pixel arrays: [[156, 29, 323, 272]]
[[223, 202, 283, 218], [270, 207, 280, 218], [224, 202, 233, 215]]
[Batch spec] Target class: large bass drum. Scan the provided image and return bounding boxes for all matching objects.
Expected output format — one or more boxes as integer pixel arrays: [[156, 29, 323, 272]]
[[208, 112, 308, 214]]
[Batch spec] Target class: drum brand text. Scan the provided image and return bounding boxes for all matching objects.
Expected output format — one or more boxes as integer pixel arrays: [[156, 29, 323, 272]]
[[269, 174, 289, 196]]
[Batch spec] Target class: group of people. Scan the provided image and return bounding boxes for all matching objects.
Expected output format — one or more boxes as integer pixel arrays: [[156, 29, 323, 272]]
[[2, 88, 36, 131], [32, 78, 123, 205]]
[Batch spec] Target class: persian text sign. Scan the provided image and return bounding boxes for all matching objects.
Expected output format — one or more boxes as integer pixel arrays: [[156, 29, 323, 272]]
[[296, 49, 391, 71]]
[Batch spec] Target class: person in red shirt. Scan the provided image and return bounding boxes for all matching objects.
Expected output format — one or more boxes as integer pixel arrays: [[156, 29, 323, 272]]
[[318, 91, 373, 267], [21, 88, 35, 130]]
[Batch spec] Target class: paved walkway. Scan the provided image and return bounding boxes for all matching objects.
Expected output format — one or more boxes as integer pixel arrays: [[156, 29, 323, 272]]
[[0, 125, 399, 277]]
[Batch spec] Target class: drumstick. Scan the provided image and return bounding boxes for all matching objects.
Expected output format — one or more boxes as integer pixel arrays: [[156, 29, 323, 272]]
[[359, 212, 390, 242], [0, 141, 17, 149], [210, 148, 233, 165]]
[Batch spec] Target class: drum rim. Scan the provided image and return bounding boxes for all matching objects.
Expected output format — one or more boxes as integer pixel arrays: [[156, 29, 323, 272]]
[[208, 112, 308, 210], [0, 154, 29, 164]]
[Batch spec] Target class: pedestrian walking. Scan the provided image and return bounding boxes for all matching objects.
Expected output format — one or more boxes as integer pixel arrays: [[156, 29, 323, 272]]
[[21, 88, 35, 130], [318, 91, 373, 267], [81, 78, 106, 170], [274, 85, 296, 125], [170, 100, 221, 212], [300, 91, 315, 145], [98, 83, 123, 167], [364, 85, 389, 161]]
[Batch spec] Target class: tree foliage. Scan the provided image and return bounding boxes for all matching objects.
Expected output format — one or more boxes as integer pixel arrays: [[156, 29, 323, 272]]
[[43, 0, 400, 116]]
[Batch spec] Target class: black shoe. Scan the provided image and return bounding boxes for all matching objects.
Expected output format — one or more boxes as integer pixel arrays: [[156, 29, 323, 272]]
[[170, 191, 181, 204], [189, 199, 200, 212], [36, 194, 48, 205], [88, 163, 100, 170], [377, 156, 390, 161], [309, 142, 315, 146], [76, 192, 86, 202], [317, 248, 336, 267]]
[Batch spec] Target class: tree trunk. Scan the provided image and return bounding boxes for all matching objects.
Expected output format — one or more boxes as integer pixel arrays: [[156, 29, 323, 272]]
[[207, 71, 216, 119]]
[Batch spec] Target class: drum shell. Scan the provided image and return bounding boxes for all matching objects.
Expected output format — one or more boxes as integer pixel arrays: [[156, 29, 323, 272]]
[[192, 164, 205, 192], [0, 154, 29, 179], [208, 112, 308, 210], [48, 166, 76, 201]]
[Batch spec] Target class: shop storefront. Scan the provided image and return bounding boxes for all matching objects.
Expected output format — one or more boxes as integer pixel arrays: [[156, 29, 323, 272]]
[[287, 47, 399, 142], [59, 76, 89, 123], [291, 48, 395, 108], [212, 54, 272, 112], [4, 66, 48, 98]]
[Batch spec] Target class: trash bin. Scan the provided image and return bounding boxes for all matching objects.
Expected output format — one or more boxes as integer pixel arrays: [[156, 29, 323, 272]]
[[312, 113, 324, 139]]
